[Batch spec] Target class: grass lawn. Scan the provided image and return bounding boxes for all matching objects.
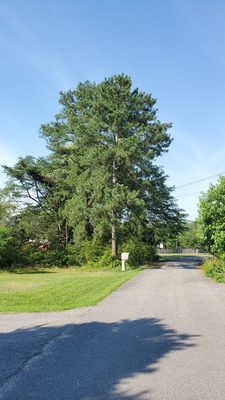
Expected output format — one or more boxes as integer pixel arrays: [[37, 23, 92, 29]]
[[0, 268, 139, 313]]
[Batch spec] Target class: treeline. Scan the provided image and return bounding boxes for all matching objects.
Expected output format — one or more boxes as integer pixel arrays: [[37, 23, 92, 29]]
[[162, 220, 202, 250], [198, 177, 225, 281], [0, 75, 186, 268], [163, 175, 225, 282]]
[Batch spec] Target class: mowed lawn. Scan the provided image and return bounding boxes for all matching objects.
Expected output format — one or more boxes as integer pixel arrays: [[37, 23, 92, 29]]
[[0, 268, 139, 313]]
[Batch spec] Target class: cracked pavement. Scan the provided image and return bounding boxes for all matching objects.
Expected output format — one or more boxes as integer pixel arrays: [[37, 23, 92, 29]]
[[0, 257, 225, 399]]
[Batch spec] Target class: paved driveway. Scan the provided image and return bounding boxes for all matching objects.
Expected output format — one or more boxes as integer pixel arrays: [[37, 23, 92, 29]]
[[0, 257, 225, 399]]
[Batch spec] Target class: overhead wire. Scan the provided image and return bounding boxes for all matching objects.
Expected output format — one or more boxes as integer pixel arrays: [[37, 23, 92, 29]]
[[175, 172, 225, 190], [176, 191, 201, 198], [174, 172, 225, 199]]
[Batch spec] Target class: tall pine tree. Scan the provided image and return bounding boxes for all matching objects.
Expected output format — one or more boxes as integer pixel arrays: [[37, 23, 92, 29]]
[[39, 74, 183, 257]]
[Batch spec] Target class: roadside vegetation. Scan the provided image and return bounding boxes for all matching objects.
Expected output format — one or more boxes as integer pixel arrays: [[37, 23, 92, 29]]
[[202, 258, 225, 283], [197, 177, 225, 283], [0, 267, 139, 312], [162, 220, 202, 250], [0, 74, 185, 272], [159, 176, 225, 284], [0, 75, 187, 312]]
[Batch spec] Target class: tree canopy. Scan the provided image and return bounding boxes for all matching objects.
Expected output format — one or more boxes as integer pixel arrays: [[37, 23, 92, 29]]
[[198, 176, 225, 257], [2, 74, 185, 267]]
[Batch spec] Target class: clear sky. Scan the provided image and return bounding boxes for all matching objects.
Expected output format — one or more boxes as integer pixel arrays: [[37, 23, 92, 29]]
[[0, 0, 225, 219]]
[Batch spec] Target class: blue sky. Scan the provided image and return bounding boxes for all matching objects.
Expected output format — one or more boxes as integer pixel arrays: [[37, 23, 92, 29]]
[[0, 0, 225, 219]]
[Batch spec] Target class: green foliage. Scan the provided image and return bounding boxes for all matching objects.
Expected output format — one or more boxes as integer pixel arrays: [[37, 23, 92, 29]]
[[121, 239, 157, 266], [198, 177, 225, 256], [40, 247, 68, 266], [0, 187, 17, 226], [84, 249, 121, 270], [40, 74, 184, 254], [164, 220, 203, 249], [18, 243, 68, 267], [178, 221, 202, 248], [65, 243, 86, 266], [66, 241, 104, 266], [2, 74, 185, 268], [3, 155, 72, 246], [202, 258, 225, 283], [18, 243, 43, 266], [0, 227, 17, 267], [66, 240, 156, 269]]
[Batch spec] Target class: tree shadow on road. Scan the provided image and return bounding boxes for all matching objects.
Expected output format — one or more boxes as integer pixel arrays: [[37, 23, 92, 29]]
[[151, 256, 203, 270], [0, 318, 199, 400]]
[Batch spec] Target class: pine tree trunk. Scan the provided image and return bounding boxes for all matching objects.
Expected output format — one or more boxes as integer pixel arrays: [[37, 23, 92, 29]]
[[65, 220, 69, 244], [112, 132, 118, 258], [112, 208, 117, 258]]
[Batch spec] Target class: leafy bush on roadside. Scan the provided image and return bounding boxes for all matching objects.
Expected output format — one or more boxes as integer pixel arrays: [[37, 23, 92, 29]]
[[0, 227, 17, 267], [84, 249, 121, 270], [66, 240, 155, 269], [66, 241, 104, 266], [1, 229, 157, 270], [16, 243, 68, 267], [202, 258, 225, 283], [120, 240, 158, 267]]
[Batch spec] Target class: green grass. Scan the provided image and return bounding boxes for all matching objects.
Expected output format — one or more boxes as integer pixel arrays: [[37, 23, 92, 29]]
[[202, 258, 225, 283], [0, 268, 139, 313]]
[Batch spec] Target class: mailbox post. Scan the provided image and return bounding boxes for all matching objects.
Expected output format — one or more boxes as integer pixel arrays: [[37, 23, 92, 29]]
[[121, 252, 129, 272]]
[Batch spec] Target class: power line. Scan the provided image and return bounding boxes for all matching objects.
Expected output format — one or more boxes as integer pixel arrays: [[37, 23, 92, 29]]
[[175, 172, 225, 190], [176, 191, 201, 198]]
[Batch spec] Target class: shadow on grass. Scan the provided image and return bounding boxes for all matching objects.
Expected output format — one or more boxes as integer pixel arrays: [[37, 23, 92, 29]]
[[0, 317, 199, 399]]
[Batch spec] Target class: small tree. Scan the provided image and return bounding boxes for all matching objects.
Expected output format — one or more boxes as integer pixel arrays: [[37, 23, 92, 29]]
[[0, 227, 16, 267], [164, 220, 202, 249], [0, 187, 17, 226], [198, 176, 225, 256]]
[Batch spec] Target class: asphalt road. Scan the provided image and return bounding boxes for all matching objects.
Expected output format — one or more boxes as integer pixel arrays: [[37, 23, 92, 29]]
[[0, 256, 225, 399]]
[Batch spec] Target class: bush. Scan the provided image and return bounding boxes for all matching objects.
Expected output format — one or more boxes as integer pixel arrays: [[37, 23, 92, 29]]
[[120, 240, 157, 267], [41, 246, 68, 266], [202, 257, 225, 283], [66, 241, 104, 266], [66, 240, 157, 269], [0, 227, 17, 267], [66, 242, 120, 269], [17, 243, 68, 267], [84, 248, 121, 270], [9, 237, 157, 270]]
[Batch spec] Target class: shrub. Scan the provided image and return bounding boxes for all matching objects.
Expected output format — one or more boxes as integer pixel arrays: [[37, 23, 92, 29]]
[[66, 241, 105, 266], [202, 257, 225, 283], [120, 240, 157, 267], [66, 240, 157, 269], [17, 243, 68, 267], [84, 248, 121, 270], [0, 227, 17, 267]]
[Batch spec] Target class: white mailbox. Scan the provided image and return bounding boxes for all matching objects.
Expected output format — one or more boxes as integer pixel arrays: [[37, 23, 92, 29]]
[[121, 252, 129, 260], [121, 252, 129, 271]]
